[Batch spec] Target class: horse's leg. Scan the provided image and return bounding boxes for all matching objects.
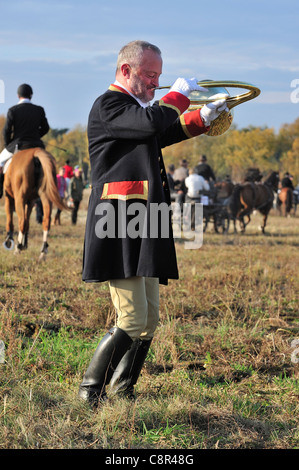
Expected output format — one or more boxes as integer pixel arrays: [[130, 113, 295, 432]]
[[278, 202, 282, 216], [38, 197, 52, 261], [12, 193, 30, 253], [288, 190, 293, 217], [238, 209, 250, 233], [233, 218, 237, 233], [4, 194, 15, 250], [238, 216, 245, 232], [260, 213, 268, 234], [246, 214, 251, 228], [238, 194, 251, 232], [23, 202, 34, 249]]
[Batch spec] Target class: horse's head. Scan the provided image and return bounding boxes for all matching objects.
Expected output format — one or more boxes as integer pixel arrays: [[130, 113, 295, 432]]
[[265, 171, 280, 192]]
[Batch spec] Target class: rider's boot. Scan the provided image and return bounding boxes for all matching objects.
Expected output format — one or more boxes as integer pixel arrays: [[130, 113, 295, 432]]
[[53, 212, 59, 225], [78, 327, 132, 408], [110, 338, 152, 399]]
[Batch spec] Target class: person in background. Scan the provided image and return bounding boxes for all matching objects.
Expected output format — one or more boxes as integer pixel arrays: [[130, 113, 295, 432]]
[[184, 168, 210, 226], [194, 154, 216, 182], [63, 159, 74, 190], [173, 158, 189, 182], [53, 167, 67, 225], [185, 167, 210, 200], [69, 166, 84, 225], [281, 172, 294, 190], [166, 164, 177, 201], [172, 159, 189, 209], [35, 198, 43, 224], [0, 83, 49, 198]]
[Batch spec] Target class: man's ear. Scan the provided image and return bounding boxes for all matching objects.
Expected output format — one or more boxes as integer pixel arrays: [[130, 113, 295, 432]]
[[121, 63, 131, 79]]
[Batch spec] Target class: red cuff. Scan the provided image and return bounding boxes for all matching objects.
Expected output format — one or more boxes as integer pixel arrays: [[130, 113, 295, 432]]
[[180, 110, 210, 137], [159, 91, 190, 115]]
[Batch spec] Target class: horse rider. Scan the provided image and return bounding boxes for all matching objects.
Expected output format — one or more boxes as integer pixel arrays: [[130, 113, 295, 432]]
[[244, 167, 263, 182], [193, 154, 216, 183], [185, 168, 210, 201], [173, 158, 189, 181], [0, 83, 50, 198], [184, 168, 210, 226], [281, 172, 295, 191]]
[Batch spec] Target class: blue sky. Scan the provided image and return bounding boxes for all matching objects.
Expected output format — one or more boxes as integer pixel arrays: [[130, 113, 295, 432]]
[[1, 0, 299, 133]]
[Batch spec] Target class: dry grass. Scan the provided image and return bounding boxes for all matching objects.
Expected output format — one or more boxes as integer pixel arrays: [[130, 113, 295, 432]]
[[0, 192, 298, 450]]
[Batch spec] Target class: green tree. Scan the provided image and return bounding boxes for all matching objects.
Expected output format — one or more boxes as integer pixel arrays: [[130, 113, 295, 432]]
[[281, 136, 299, 184], [223, 127, 278, 181], [44, 125, 88, 170]]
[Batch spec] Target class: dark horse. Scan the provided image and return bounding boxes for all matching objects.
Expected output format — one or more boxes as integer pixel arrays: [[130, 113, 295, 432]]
[[3, 147, 67, 260], [229, 171, 279, 234]]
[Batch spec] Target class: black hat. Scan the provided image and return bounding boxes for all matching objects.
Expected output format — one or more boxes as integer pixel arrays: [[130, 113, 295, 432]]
[[17, 84, 33, 99]]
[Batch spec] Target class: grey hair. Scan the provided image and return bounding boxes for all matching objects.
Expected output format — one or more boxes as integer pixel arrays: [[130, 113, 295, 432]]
[[116, 40, 161, 71]]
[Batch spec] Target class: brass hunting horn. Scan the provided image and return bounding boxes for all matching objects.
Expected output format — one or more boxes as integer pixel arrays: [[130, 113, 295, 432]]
[[157, 80, 261, 136]]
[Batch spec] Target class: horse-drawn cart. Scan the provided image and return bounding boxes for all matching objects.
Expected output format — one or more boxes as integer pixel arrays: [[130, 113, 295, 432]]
[[171, 180, 234, 236], [182, 193, 231, 235], [202, 199, 230, 233], [188, 181, 233, 234]]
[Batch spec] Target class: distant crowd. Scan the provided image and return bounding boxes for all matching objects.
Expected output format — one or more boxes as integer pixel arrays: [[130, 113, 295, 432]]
[[166, 155, 298, 210], [35, 159, 85, 226], [167, 154, 224, 207]]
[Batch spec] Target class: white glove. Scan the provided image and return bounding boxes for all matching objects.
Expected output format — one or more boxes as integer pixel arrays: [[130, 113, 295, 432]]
[[200, 93, 229, 126], [169, 77, 208, 98]]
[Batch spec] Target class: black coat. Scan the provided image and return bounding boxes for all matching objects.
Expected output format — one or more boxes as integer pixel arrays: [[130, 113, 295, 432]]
[[82, 85, 208, 285], [281, 176, 294, 190], [194, 162, 216, 182], [3, 102, 49, 152]]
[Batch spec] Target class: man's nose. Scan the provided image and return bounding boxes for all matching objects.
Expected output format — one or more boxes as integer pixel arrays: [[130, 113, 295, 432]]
[[152, 77, 159, 88]]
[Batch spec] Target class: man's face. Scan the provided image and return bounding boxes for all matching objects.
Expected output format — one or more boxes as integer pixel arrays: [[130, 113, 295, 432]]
[[128, 49, 162, 103]]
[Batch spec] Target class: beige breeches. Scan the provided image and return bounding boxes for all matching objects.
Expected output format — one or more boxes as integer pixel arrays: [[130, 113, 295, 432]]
[[108, 276, 159, 341]]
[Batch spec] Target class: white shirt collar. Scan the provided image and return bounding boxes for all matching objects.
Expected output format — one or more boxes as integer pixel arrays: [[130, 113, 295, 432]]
[[18, 98, 31, 104], [114, 80, 149, 108]]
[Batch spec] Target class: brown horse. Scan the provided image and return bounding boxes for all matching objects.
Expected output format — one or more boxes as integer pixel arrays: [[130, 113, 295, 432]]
[[3, 147, 67, 260], [229, 171, 279, 234], [214, 180, 234, 200], [277, 187, 293, 217]]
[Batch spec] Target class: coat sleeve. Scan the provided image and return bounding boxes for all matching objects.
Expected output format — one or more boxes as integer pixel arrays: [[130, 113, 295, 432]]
[[94, 91, 190, 141], [3, 108, 14, 146], [159, 109, 210, 149], [38, 107, 50, 137]]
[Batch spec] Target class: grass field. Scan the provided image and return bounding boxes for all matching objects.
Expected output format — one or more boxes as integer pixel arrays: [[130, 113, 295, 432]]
[[0, 191, 298, 450]]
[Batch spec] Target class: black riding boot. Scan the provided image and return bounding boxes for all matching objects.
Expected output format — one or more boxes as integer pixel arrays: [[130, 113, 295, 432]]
[[0, 172, 4, 199], [78, 327, 132, 407], [110, 338, 152, 399]]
